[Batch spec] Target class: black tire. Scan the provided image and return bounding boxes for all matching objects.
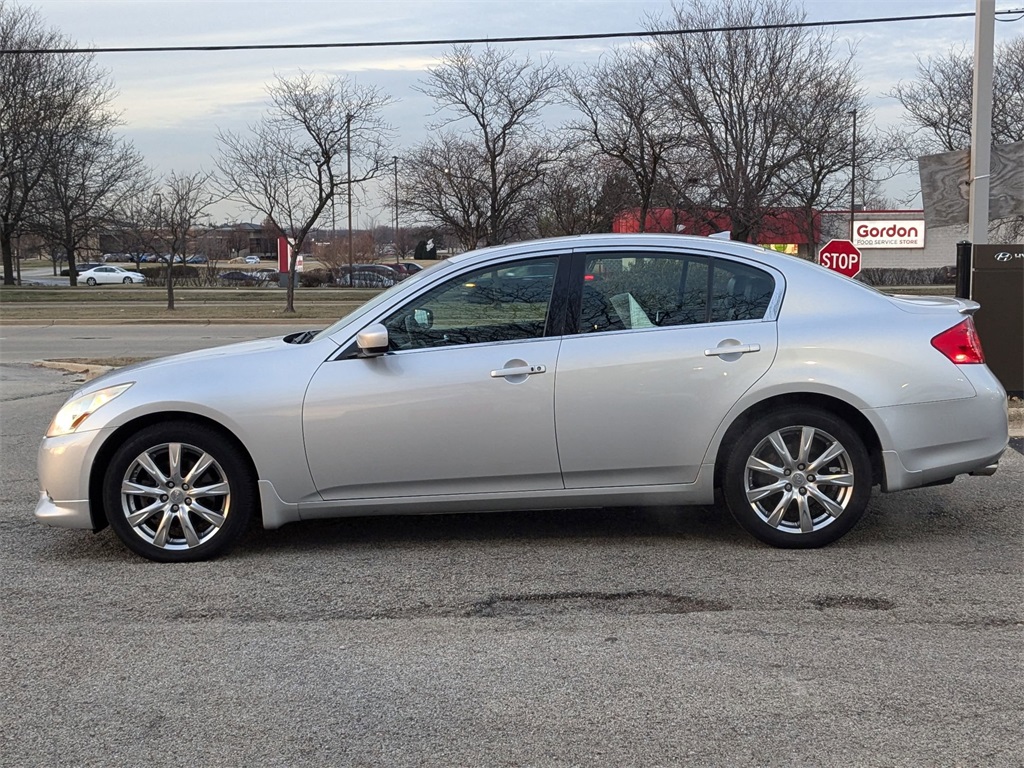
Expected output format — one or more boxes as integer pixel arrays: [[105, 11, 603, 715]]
[[103, 422, 256, 562], [122, 276, 132, 283], [86, 277, 97, 286], [722, 408, 871, 548]]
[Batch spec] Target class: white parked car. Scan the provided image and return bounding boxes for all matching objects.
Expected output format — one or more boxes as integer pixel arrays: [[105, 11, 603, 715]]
[[77, 266, 146, 285], [244, 255, 261, 264], [36, 234, 1008, 561]]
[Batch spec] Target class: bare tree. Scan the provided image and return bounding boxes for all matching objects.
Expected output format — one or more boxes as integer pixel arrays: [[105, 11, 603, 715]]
[[890, 36, 1024, 238], [535, 153, 636, 237], [35, 128, 147, 286], [654, 0, 861, 243], [890, 37, 1024, 155], [217, 72, 393, 312], [0, 2, 118, 284], [152, 171, 218, 309], [564, 45, 687, 232], [400, 45, 561, 248]]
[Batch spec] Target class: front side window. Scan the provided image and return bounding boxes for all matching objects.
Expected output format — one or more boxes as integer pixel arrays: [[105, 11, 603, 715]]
[[577, 252, 774, 333], [381, 257, 559, 350]]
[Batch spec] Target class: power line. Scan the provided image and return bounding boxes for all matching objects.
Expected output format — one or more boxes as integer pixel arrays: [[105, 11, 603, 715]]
[[1, 10, 1021, 55]]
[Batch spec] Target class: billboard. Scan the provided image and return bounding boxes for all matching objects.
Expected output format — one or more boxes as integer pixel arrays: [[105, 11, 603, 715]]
[[852, 220, 925, 249]]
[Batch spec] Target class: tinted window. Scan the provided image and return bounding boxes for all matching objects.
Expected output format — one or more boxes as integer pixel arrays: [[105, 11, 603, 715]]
[[382, 257, 558, 350], [709, 260, 775, 322], [577, 252, 773, 332]]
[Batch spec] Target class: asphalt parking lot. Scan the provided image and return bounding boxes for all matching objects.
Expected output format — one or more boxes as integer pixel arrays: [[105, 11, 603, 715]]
[[1, 327, 1021, 767]]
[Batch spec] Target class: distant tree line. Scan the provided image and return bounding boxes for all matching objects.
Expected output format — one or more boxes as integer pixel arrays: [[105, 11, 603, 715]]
[[2, 0, 1020, 311]]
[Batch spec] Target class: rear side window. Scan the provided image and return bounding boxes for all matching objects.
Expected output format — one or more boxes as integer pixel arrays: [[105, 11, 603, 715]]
[[709, 260, 776, 322], [577, 253, 774, 333]]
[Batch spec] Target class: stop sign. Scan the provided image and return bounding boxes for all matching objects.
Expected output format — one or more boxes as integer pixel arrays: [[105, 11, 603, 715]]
[[818, 239, 862, 278]]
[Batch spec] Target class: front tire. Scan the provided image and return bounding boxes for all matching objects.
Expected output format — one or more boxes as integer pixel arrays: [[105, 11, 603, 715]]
[[722, 408, 871, 548], [123, 276, 132, 283], [103, 422, 256, 562]]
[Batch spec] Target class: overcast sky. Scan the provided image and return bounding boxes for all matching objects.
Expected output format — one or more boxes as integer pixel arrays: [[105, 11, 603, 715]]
[[21, 0, 1024, 223]]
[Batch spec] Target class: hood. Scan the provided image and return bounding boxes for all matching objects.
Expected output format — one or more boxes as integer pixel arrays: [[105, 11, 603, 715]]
[[74, 334, 336, 397]]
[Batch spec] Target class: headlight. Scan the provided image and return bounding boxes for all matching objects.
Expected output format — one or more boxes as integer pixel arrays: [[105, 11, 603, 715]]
[[47, 383, 133, 437]]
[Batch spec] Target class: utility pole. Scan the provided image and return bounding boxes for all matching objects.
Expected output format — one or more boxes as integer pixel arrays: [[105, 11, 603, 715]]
[[392, 156, 399, 258], [968, 0, 995, 245], [849, 108, 857, 240], [346, 113, 354, 275]]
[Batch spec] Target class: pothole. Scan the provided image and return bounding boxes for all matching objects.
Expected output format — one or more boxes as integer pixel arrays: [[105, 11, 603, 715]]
[[812, 594, 896, 611], [464, 590, 731, 618]]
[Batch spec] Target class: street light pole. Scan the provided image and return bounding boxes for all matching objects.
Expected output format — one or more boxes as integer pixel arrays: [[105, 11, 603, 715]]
[[848, 108, 857, 240], [392, 155, 399, 258], [346, 113, 354, 275]]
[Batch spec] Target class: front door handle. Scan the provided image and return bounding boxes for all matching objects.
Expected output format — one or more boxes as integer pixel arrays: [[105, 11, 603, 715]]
[[490, 364, 547, 378], [704, 343, 760, 357]]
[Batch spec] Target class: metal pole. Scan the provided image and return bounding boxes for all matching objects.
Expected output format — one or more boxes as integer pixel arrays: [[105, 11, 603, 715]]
[[955, 240, 973, 299], [968, 0, 995, 245], [346, 113, 354, 276], [393, 156, 399, 257], [849, 108, 857, 240]]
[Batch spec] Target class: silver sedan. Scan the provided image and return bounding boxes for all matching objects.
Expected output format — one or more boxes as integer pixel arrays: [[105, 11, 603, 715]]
[[35, 234, 1008, 561]]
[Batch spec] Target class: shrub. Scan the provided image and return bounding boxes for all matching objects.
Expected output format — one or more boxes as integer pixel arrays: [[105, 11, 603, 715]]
[[299, 268, 334, 288], [856, 267, 956, 286]]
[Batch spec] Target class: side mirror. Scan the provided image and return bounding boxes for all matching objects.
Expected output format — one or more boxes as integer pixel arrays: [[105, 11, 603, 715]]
[[356, 323, 389, 356]]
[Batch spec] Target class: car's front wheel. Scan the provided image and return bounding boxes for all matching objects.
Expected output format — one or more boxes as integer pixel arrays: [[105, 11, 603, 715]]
[[103, 422, 256, 562], [122, 276, 132, 284], [722, 408, 871, 548]]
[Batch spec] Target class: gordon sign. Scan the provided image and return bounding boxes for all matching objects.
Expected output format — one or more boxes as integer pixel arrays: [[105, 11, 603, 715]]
[[852, 220, 925, 249]]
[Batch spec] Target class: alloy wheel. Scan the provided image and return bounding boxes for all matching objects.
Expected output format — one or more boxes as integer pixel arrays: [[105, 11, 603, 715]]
[[742, 425, 855, 535], [119, 441, 232, 550]]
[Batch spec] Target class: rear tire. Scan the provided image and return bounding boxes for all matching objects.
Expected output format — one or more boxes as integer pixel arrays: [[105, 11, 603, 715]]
[[103, 422, 256, 562], [722, 408, 871, 548], [86, 277, 97, 286]]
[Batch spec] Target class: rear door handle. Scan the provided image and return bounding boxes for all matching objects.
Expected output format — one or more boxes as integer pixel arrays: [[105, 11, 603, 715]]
[[704, 344, 760, 357], [490, 364, 547, 378]]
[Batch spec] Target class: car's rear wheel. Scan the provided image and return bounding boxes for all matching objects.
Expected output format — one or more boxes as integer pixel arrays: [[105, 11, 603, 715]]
[[722, 408, 871, 548], [86, 277, 97, 286], [103, 422, 255, 562]]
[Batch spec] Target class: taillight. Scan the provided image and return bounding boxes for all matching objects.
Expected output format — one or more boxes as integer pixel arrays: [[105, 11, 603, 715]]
[[931, 318, 985, 364]]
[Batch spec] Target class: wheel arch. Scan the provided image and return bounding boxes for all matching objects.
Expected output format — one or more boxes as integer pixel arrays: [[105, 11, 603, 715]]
[[88, 411, 261, 530], [712, 393, 884, 490]]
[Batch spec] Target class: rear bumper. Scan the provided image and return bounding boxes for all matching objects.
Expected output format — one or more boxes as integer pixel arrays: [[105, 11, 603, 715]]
[[870, 373, 1008, 492]]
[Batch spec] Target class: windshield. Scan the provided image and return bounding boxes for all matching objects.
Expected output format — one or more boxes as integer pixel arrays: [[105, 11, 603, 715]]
[[312, 263, 443, 341]]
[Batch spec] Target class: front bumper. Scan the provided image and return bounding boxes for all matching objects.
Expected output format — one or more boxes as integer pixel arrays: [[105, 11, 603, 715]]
[[34, 492, 95, 530], [35, 428, 111, 531]]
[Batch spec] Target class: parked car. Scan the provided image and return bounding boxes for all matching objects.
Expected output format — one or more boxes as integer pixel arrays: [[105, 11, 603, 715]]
[[336, 264, 401, 287], [244, 255, 261, 264], [218, 270, 261, 286], [76, 266, 146, 285], [187, 254, 208, 264], [35, 234, 1008, 562], [60, 262, 104, 277], [382, 262, 424, 277]]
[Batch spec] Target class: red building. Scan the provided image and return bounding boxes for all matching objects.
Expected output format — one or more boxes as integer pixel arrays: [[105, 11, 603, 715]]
[[612, 207, 821, 247]]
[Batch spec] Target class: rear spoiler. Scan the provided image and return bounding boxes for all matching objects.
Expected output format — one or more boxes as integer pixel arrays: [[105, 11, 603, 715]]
[[955, 299, 981, 316]]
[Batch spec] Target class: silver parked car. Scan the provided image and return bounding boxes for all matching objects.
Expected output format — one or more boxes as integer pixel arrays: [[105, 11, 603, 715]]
[[36, 234, 1008, 561]]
